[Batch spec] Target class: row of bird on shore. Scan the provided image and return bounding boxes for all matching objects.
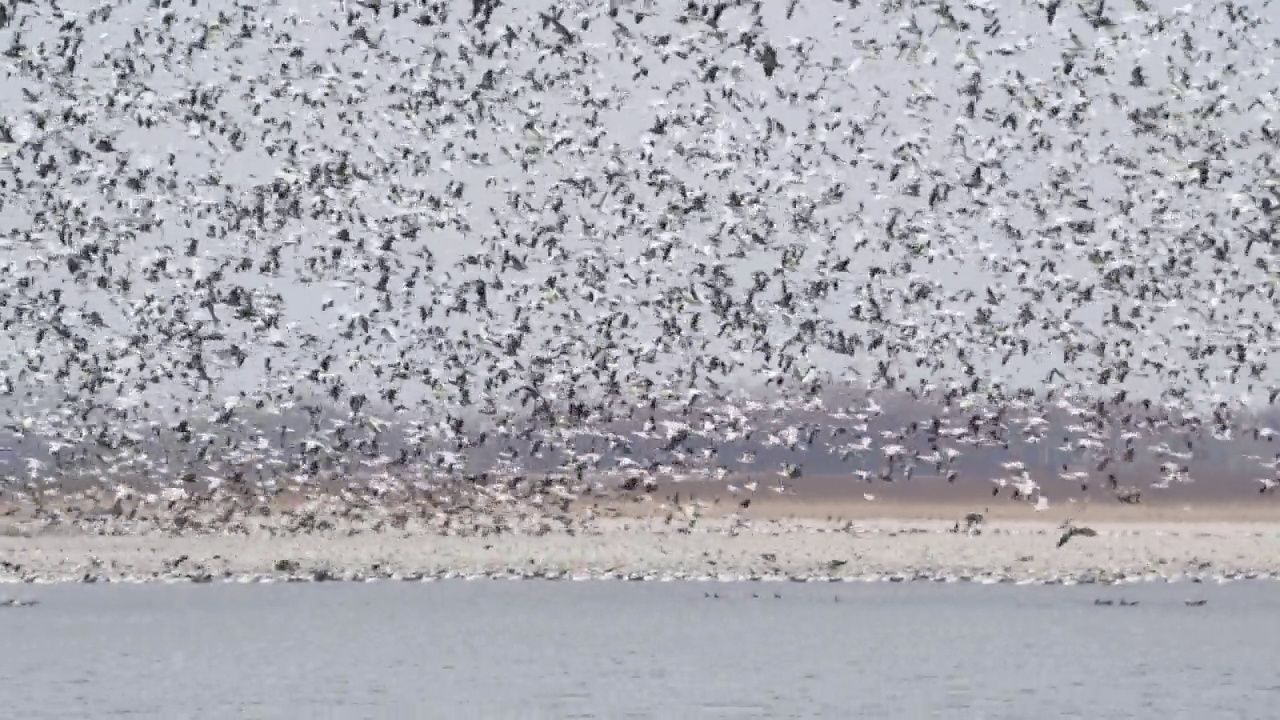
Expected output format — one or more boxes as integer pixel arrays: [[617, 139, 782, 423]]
[[0, 0, 1277, 511]]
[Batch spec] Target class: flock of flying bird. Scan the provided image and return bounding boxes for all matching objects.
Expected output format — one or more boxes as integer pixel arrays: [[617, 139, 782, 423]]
[[0, 0, 1278, 516]]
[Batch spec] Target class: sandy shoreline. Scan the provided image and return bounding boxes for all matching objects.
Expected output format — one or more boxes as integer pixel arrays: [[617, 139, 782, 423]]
[[2, 487, 1279, 585], [4, 512, 1280, 585]]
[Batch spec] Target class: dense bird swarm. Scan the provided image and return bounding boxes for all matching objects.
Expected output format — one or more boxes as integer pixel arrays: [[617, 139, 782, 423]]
[[0, 0, 1279, 508]]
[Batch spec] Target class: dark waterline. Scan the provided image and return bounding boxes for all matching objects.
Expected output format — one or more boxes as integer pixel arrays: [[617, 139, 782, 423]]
[[1, 581, 1276, 718]]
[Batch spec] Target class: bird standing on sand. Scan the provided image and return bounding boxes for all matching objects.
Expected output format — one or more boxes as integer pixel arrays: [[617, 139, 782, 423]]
[[964, 509, 986, 529]]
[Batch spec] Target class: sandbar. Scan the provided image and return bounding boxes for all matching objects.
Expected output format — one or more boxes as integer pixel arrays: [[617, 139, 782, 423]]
[[2, 490, 1278, 585]]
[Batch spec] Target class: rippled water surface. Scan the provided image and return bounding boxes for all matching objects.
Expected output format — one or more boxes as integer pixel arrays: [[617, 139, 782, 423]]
[[1, 580, 1276, 718]]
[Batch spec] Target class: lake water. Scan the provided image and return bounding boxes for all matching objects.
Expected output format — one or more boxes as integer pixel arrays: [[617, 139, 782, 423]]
[[0, 580, 1276, 718]]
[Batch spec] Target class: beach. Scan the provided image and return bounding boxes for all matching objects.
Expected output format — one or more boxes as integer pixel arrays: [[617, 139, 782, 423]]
[[3, 490, 1279, 585]]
